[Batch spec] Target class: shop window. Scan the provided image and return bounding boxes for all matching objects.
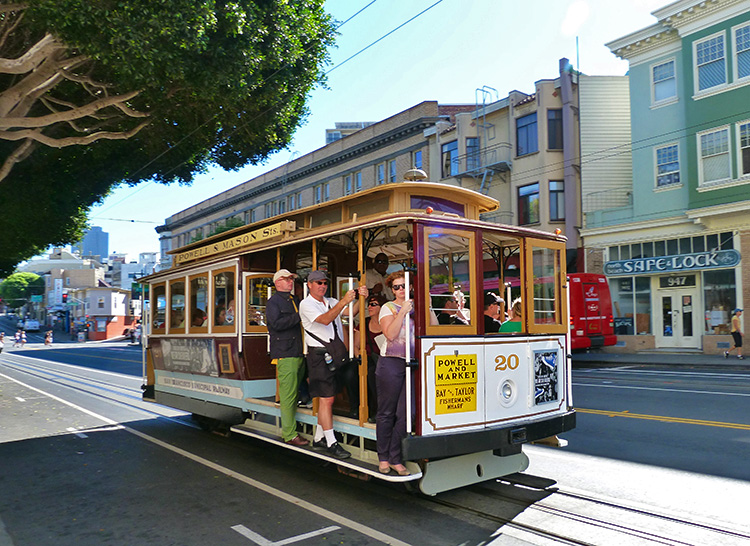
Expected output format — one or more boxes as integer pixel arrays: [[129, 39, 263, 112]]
[[189, 274, 209, 332], [720, 231, 734, 249], [169, 279, 186, 333], [704, 269, 737, 335], [679, 237, 692, 254], [667, 239, 679, 255], [635, 277, 652, 335], [630, 243, 642, 259], [642, 242, 654, 258], [213, 268, 237, 333], [692, 236, 705, 253], [654, 240, 666, 256], [612, 278, 635, 335], [609, 246, 619, 261], [707, 233, 719, 251], [620, 245, 630, 260]]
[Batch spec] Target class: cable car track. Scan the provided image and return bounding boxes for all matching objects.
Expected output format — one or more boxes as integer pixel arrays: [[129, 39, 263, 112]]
[[0, 353, 191, 426], [424, 475, 750, 545]]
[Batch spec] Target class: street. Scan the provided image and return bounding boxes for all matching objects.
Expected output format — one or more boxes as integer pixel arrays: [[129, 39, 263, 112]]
[[1, 343, 750, 545]]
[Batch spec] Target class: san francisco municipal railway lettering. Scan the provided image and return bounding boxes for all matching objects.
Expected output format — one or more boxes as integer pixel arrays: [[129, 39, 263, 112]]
[[434, 354, 478, 414]]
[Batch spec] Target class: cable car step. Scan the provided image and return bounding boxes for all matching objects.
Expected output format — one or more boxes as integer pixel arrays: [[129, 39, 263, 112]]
[[230, 424, 421, 483]]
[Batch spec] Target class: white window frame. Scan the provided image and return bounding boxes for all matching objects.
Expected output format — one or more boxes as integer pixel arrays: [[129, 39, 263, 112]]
[[736, 119, 750, 178], [376, 163, 385, 185], [344, 174, 352, 196], [654, 142, 681, 189], [389, 160, 397, 183], [354, 171, 362, 192], [413, 150, 423, 169], [697, 126, 731, 188], [694, 31, 727, 95], [650, 58, 677, 107], [733, 22, 750, 83]]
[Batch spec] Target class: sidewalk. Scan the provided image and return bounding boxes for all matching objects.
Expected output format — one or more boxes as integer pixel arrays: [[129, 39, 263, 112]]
[[572, 349, 748, 369]]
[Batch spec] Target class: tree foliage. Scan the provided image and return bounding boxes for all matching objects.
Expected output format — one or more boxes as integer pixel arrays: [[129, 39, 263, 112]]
[[0, 271, 43, 308], [0, 0, 336, 275]]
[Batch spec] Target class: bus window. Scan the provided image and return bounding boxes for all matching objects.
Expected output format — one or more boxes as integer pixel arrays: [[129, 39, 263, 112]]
[[152, 283, 166, 333], [189, 274, 209, 332], [423, 226, 477, 335], [169, 279, 186, 333], [213, 267, 237, 333], [245, 274, 273, 330], [524, 240, 566, 334]]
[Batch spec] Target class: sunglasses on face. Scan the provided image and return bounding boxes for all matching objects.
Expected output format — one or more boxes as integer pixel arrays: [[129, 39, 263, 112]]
[[368, 301, 381, 307], [375, 259, 388, 264], [314, 280, 328, 286], [391, 283, 405, 290]]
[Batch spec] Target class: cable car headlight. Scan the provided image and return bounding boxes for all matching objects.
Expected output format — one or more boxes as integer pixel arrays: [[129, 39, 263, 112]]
[[498, 379, 517, 407]]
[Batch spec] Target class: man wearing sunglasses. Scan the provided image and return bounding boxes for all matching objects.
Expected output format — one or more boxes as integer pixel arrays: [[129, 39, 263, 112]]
[[299, 270, 368, 459]]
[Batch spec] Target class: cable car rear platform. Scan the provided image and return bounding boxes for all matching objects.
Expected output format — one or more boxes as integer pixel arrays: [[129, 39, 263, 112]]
[[231, 424, 423, 484]]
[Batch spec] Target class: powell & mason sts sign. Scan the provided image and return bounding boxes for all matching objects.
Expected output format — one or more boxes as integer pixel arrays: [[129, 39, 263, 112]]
[[604, 249, 740, 276]]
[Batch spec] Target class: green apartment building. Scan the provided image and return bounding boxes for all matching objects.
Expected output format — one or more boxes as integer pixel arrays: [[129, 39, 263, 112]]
[[582, 0, 749, 353]]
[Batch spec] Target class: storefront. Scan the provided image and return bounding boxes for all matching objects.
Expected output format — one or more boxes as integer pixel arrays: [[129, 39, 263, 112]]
[[601, 231, 742, 353]]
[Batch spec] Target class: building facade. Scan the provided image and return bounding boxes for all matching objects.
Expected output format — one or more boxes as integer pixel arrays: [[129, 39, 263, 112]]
[[582, 0, 750, 353], [72, 226, 109, 260], [155, 101, 475, 268]]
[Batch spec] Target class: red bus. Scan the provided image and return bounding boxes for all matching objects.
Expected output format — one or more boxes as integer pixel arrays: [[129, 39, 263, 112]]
[[568, 273, 616, 350]]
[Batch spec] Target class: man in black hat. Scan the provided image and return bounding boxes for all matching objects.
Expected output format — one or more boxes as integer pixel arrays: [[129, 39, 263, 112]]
[[299, 270, 367, 459], [483, 292, 504, 333]]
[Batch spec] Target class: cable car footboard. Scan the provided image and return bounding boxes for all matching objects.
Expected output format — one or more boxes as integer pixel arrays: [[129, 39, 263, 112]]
[[408, 334, 575, 495]]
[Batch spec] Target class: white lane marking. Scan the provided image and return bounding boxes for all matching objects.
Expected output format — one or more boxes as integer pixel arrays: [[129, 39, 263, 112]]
[[0, 371, 411, 546], [15, 396, 25, 402], [232, 524, 341, 545], [66, 427, 88, 439], [577, 368, 750, 379], [573, 382, 750, 397]]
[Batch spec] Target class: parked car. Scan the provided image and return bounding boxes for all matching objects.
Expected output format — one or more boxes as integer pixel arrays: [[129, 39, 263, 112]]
[[23, 319, 40, 331]]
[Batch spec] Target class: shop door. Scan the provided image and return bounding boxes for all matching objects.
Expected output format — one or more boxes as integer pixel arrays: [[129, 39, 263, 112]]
[[657, 289, 700, 349]]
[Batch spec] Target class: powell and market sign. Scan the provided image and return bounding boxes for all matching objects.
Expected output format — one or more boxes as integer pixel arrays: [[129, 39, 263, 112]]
[[604, 249, 741, 276]]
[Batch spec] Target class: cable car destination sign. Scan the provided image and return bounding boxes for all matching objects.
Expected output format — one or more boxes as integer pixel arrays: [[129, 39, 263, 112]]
[[604, 249, 740, 276], [173, 220, 295, 265]]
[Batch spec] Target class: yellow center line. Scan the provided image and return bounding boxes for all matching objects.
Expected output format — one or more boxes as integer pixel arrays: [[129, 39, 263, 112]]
[[576, 408, 750, 430]]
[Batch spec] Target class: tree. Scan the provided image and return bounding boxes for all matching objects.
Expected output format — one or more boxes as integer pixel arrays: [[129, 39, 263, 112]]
[[0, 1, 336, 275], [0, 271, 43, 308]]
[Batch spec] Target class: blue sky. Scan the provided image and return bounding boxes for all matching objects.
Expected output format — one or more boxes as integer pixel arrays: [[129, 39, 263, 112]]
[[85, 0, 665, 260]]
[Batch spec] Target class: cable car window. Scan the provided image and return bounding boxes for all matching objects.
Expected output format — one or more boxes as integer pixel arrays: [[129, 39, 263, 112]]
[[245, 274, 273, 331], [411, 195, 464, 216], [524, 240, 566, 334], [424, 226, 477, 334], [152, 283, 166, 333], [213, 267, 237, 333], [168, 279, 186, 333], [188, 274, 209, 332]]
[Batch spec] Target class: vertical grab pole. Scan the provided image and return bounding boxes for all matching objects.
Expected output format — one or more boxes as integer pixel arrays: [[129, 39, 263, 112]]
[[267, 285, 272, 354], [348, 276, 354, 360], [404, 270, 412, 434]]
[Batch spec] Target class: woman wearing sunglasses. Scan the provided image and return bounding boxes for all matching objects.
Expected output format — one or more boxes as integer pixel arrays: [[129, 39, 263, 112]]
[[375, 271, 414, 476]]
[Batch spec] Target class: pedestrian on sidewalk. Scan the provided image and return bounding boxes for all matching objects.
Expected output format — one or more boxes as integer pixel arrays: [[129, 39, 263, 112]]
[[725, 308, 743, 360]]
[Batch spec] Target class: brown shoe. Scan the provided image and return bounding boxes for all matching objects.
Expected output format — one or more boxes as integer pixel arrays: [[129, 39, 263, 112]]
[[285, 435, 309, 447]]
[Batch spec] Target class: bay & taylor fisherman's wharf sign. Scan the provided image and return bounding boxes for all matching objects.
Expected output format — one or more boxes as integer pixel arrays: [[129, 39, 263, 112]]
[[604, 249, 740, 276]]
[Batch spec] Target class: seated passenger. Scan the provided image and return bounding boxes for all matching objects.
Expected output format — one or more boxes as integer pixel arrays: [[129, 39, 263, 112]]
[[437, 298, 469, 325], [215, 306, 226, 325], [499, 298, 522, 332], [191, 308, 207, 327], [483, 292, 503, 333]]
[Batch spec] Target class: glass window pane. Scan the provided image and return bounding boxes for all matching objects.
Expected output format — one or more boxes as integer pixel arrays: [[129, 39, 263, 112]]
[[654, 240, 666, 256], [189, 276, 208, 328], [706, 234, 719, 251], [620, 245, 630, 260], [214, 271, 236, 328], [635, 276, 652, 335], [642, 242, 654, 258], [531, 246, 559, 325], [428, 231, 473, 327], [611, 277, 634, 335], [692, 236, 705, 253], [630, 243, 642, 259], [153, 285, 166, 330], [170, 281, 185, 330], [720, 232, 734, 250], [608, 246, 619, 261], [246, 276, 273, 328], [704, 269, 736, 335], [679, 238, 692, 254], [667, 239, 679, 255]]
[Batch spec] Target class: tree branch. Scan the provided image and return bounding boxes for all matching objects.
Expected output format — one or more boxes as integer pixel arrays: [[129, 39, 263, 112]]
[[0, 138, 34, 184], [0, 90, 143, 128], [0, 119, 150, 147], [0, 33, 62, 74]]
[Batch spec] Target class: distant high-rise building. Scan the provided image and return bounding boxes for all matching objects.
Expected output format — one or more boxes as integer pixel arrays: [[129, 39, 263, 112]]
[[73, 226, 109, 259]]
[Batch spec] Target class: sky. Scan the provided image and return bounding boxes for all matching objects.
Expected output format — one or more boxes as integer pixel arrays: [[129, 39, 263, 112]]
[[81, 0, 667, 261]]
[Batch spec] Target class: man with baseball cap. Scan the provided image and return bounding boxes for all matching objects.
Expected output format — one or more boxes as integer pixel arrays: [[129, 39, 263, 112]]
[[266, 268, 309, 446], [299, 270, 368, 459]]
